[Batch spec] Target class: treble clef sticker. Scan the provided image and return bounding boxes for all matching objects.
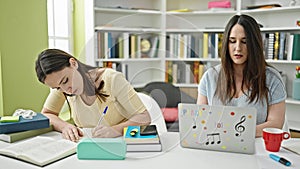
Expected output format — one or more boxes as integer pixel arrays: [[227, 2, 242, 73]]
[[235, 115, 246, 137]]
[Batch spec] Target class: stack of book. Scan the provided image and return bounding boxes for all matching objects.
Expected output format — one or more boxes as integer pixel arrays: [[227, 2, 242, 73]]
[[0, 113, 52, 143], [124, 125, 162, 152]]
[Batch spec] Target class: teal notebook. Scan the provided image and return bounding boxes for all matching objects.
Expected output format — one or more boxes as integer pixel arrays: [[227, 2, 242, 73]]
[[124, 126, 160, 144], [0, 113, 49, 134]]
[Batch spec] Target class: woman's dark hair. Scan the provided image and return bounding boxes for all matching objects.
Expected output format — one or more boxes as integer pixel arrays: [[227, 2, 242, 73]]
[[35, 49, 109, 112], [215, 14, 269, 104]]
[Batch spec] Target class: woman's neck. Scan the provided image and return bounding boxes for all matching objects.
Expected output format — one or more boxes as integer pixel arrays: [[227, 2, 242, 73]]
[[87, 68, 105, 88], [233, 64, 244, 78], [80, 68, 105, 105]]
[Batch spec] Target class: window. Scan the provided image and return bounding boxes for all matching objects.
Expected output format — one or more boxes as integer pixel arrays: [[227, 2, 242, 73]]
[[47, 0, 73, 53]]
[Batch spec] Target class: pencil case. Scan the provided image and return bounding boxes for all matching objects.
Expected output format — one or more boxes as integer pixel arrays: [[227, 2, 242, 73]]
[[208, 1, 231, 9], [77, 138, 126, 160]]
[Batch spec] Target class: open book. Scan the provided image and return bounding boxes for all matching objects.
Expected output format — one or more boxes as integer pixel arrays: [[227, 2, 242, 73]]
[[282, 139, 300, 155], [0, 135, 77, 166]]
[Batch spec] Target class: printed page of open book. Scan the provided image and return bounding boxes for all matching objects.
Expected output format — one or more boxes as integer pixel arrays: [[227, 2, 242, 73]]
[[0, 131, 76, 166]]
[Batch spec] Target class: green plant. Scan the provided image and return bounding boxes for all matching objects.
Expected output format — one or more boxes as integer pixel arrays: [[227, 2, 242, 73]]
[[296, 66, 300, 78]]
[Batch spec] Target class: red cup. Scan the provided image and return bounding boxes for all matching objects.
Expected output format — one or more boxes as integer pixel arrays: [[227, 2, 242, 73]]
[[262, 128, 290, 152]]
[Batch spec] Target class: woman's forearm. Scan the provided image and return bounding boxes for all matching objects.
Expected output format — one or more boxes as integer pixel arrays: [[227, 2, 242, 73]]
[[42, 112, 73, 132]]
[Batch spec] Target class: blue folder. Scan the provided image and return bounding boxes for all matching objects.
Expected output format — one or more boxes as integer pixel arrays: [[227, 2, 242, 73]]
[[0, 113, 49, 134]]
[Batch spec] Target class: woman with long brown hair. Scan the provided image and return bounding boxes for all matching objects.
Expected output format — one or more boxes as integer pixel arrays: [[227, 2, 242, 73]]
[[197, 14, 286, 137], [36, 49, 151, 141]]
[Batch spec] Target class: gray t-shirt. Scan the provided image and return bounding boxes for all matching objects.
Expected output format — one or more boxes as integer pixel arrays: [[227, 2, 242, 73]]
[[198, 64, 287, 125]]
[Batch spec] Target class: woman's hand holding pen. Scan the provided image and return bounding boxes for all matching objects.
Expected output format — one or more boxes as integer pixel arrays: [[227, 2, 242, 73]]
[[61, 123, 83, 142], [91, 105, 122, 138], [92, 125, 122, 138]]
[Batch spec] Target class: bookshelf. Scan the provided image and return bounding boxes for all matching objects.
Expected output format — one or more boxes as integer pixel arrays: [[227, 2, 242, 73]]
[[84, 0, 300, 130], [84, 0, 165, 87]]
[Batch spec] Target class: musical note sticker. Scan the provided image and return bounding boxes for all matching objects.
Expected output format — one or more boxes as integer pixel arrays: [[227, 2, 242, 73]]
[[192, 108, 199, 129], [216, 122, 223, 128], [235, 115, 246, 137], [192, 117, 197, 129], [205, 133, 221, 145], [181, 109, 187, 116]]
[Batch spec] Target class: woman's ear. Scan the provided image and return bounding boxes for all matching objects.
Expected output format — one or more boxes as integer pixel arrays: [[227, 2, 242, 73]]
[[69, 58, 78, 69]]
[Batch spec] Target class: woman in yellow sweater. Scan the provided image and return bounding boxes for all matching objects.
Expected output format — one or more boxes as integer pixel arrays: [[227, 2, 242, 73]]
[[35, 49, 151, 142]]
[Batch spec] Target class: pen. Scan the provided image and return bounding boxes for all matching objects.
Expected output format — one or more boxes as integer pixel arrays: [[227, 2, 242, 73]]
[[269, 154, 291, 166], [97, 106, 108, 126]]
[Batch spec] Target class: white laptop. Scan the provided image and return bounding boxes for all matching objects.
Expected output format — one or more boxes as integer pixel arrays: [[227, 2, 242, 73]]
[[178, 103, 257, 154]]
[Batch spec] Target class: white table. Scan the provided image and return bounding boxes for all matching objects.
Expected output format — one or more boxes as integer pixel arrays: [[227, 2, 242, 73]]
[[0, 132, 299, 169]]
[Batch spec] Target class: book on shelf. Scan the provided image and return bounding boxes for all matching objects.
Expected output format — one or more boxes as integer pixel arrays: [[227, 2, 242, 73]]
[[202, 33, 209, 58], [208, 0, 231, 9], [193, 62, 199, 84], [167, 8, 193, 12], [199, 64, 205, 82], [130, 7, 159, 11], [287, 33, 294, 61], [0, 126, 53, 143], [292, 34, 300, 60], [208, 7, 234, 11], [167, 34, 174, 58], [268, 33, 275, 60], [216, 33, 223, 58], [165, 61, 170, 82], [278, 32, 287, 60], [129, 33, 137, 58], [118, 35, 124, 58], [246, 4, 281, 10], [179, 35, 185, 58], [0, 113, 49, 134], [166, 61, 173, 83], [0, 133, 77, 167], [172, 63, 178, 83], [273, 32, 280, 60], [97, 31, 104, 59], [148, 36, 159, 58], [185, 63, 193, 84], [126, 142, 162, 152], [208, 33, 215, 58], [124, 125, 162, 152], [105, 32, 112, 59]]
